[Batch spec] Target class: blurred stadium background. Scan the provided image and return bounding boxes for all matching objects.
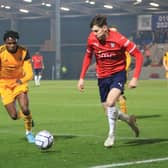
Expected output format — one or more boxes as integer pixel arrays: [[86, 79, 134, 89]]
[[0, 0, 168, 80]]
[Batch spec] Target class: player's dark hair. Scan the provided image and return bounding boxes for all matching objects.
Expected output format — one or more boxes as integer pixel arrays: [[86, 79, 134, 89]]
[[90, 14, 107, 28], [3, 30, 20, 41]]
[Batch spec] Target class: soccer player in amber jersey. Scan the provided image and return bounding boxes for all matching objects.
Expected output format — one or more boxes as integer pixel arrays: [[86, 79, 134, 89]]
[[110, 27, 132, 114], [163, 51, 168, 79], [0, 30, 35, 143], [117, 52, 131, 114], [32, 51, 44, 86], [77, 15, 144, 147]]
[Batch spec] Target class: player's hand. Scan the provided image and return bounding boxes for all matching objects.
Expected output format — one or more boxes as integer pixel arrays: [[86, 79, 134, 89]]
[[128, 77, 138, 89], [77, 78, 84, 92]]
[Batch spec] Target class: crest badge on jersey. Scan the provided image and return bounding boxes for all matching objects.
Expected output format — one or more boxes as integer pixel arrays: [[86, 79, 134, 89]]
[[110, 43, 115, 48]]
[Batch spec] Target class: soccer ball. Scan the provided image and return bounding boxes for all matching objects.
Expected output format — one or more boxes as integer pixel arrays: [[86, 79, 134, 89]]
[[35, 130, 54, 150]]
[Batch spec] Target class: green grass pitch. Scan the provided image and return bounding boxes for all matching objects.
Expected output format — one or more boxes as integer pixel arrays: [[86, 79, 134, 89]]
[[0, 80, 168, 168]]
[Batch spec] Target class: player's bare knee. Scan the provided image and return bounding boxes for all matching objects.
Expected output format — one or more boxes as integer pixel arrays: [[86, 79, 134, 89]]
[[106, 100, 115, 107]]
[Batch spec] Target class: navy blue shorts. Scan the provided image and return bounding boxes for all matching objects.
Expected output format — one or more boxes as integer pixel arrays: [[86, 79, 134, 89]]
[[34, 68, 43, 76], [97, 71, 127, 103]]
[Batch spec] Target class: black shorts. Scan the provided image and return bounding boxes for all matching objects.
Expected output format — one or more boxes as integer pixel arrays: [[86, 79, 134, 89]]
[[98, 71, 127, 103]]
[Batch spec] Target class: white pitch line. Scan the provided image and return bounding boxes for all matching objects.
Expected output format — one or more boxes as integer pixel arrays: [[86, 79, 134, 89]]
[[90, 157, 168, 168]]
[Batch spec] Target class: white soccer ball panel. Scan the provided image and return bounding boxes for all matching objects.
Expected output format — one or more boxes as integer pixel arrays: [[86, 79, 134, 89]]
[[35, 130, 54, 149]]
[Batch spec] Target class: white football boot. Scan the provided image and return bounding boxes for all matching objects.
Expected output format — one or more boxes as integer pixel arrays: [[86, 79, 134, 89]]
[[104, 135, 115, 148]]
